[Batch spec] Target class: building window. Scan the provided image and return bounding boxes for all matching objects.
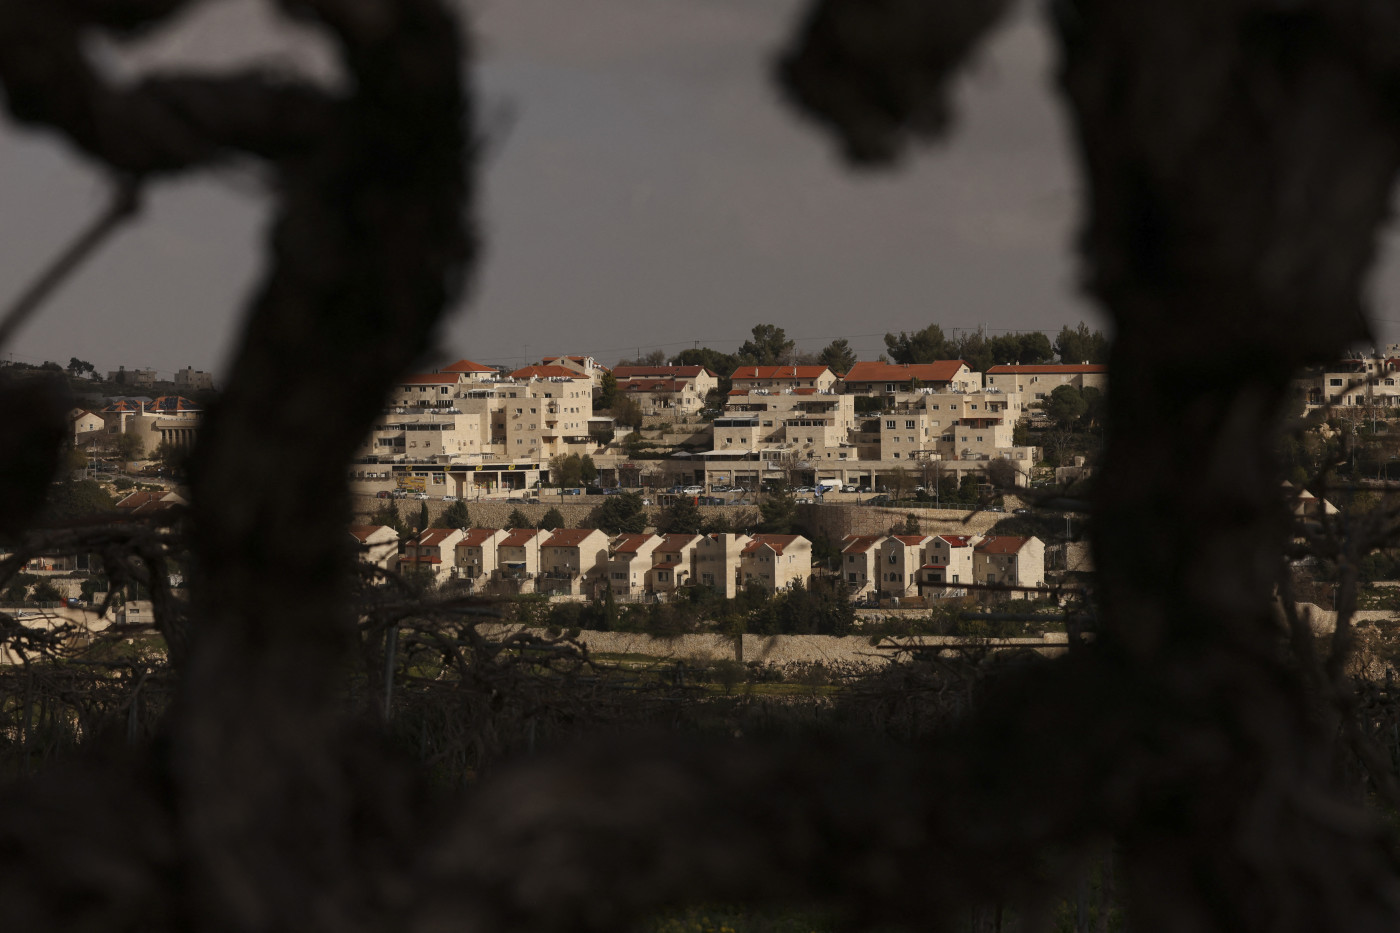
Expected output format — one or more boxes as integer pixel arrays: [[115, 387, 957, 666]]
[[885, 420, 896, 429], [905, 420, 915, 429]]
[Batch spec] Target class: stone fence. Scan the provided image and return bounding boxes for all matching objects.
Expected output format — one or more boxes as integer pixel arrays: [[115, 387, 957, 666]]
[[475, 624, 1072, 671]]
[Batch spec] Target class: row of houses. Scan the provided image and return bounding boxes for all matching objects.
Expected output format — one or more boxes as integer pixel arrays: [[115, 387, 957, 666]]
[[351, 525, 813, 598], [350, 356, 1107, 497], [352, 523, 1049, 602], [840, 532, 1046, 601]]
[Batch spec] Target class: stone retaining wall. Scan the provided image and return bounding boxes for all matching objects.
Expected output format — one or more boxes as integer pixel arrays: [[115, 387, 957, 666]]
[[477, 625, 1071, 670]]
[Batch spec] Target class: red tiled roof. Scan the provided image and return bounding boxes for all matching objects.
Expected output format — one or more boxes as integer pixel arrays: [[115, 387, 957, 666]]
[[457, 528, 502, 547], [510, 365, 587, 380], [986, 364, 1107, 374], [543, 529, 601, 548], [731, 366, 831, 381], [348, 524, 393, 543], [440, 359, 496, 374], [841, 361, 969, 384], [842, 534, 884, 553], [500, 529, 541, 547], [612, 533, 657, 554], [976, 536, 1028, 555], [937, 535, 975, 547], [115, 490, 180, 511], [744, 534, 801, 556], [655, 533, 700, 553], [613, 366, 711, 380], [413, 529, 460, 547]]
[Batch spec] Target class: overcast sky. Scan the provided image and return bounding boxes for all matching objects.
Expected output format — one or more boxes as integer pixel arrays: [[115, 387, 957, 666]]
[[3, 0, 1400, 378]]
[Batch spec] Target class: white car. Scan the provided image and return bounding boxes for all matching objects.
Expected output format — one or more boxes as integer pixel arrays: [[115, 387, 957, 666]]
[[682, 485, 704, 495]]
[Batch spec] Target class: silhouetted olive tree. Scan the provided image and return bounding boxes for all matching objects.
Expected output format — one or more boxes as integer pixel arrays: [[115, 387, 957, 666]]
[[3, 1, 1400, 932]]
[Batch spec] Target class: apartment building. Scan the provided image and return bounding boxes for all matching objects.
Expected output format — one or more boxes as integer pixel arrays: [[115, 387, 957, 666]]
[[390, 373, 469, 409], [613, 365, 718, 416], [984, 364, 1107, 402], [730, 365, 838, 393], [359, 409, 493, 461], [840, 360, 980, 395], [174, 366, 214, 393], [874, 390, 1036, 476], [502, 369, 595, 460]]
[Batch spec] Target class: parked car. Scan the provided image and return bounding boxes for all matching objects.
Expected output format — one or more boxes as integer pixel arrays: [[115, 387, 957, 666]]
[[1013, 507, 1031, 515], [563, 488, 582, 495], [442, 495, 458, 501], [794, 497, 812, 504], [841, 484, 857, 493], [376, 491, 391, 499], [682, 485, 704, 495], [412, 492, 429, 500]]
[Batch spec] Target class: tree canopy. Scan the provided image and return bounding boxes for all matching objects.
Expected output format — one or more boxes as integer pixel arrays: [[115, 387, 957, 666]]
[[585, 492, 647, 534], [736, 324, 795, 366], [1053, 322, 1110, 364]]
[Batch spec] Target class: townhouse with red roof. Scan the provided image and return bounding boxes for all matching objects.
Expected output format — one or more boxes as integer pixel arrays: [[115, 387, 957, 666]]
[[399, 528, 468, 583], [973, 535, 1046, 597], [875, 534, 933, 599], [919, 534, 981, 598], [453, 528, 509, 587], [840, 534, 884, 599], [539, 528, 611, 596], [348, 524, 400, 571], [693, 533, 751, 598], [740, 534, 812, 593], [492, 528, 545, 594], [646, 534, 702, 595], [606, 533, 663, 596]]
